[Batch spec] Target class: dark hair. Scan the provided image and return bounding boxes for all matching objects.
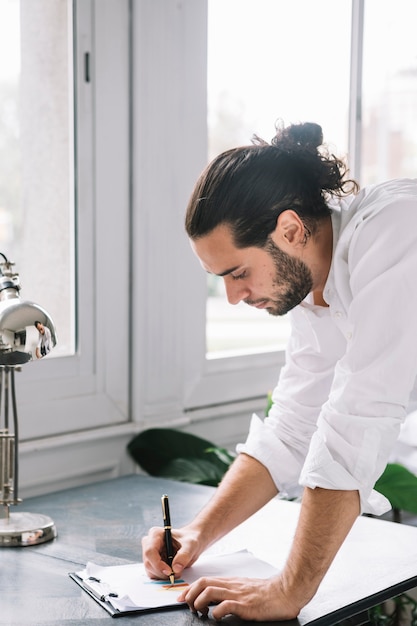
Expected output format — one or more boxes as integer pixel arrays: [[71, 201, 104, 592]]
[[185, 122, 359, 248]]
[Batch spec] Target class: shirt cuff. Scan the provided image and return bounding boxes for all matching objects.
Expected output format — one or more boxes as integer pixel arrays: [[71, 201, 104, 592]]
[[238, 414, 392, 516], [299, 431, 391, 516], [236, 413, 304, 500]]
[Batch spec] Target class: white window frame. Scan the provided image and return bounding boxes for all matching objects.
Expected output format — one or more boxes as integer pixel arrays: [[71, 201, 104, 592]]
[[19, 0, 132, 496], [348, 0, 364, 180]]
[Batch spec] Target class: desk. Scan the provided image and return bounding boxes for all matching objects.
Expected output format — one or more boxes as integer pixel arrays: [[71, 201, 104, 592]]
[[1, 474, 417, 626]]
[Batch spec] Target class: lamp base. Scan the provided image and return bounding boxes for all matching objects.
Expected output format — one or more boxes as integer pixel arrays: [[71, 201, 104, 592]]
[[0, 511, 57, 546]]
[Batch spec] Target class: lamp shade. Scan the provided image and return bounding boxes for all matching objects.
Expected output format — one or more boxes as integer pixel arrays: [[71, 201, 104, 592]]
[[0, 300, 57, 365], [0, 268, 57, 364]]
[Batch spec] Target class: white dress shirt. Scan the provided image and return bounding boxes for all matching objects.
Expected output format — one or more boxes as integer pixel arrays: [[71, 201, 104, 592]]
[[237, 178, 417, 515]]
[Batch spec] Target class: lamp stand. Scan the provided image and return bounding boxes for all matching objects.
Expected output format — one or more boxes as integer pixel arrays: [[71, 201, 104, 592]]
[[0, 366, 56, 546]]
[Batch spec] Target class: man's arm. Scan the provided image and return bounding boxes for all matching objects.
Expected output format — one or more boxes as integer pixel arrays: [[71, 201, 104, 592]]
[[142, 450, 360, 620], [179, 486, 360, 621], [141, 453, 278, 580], [185, 453, 279, 546], [279, 487, 360, 610]]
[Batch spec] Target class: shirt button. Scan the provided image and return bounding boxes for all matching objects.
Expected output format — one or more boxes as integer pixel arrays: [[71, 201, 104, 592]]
[[334, 311, 343, 318], [346, 331, 352, 340]]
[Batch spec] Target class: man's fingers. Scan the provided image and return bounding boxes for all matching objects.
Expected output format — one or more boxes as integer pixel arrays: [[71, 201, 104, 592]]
[[180, 575, 298, 621], [141, 527, 171, 578], [211, 600, 242, 621], [183, 577, 235, 613], [142, 526, 196, 580]]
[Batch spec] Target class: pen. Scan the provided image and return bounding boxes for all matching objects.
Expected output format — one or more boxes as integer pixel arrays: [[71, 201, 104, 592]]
[[161, 494, 175, 585]]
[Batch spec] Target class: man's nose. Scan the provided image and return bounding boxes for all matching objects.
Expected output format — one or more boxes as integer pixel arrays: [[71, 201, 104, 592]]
[[224, 278, 250, 305]]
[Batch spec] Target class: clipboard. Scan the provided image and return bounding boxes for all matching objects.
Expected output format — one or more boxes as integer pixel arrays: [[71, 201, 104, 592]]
[[69, 550, 279, 618], [68, 571, 186, 618]]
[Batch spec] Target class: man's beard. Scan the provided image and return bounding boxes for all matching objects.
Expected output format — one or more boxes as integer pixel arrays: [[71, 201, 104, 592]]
[[246, 238, 313, 316]]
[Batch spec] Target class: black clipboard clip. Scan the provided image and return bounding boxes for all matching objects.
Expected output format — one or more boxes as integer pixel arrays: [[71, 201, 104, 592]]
[[83, 576, 119, 602]]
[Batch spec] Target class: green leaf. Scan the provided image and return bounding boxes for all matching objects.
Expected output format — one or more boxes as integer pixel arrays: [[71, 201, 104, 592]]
[[265, 391, 273, 416], [157, 457, 226, 486], [127, 428, 232, 484], [205, 446, 236, 467], [374, 463, 417, 514]]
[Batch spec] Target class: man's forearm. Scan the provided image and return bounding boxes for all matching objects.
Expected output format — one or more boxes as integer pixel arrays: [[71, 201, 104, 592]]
[[175, 478, 361, 621], [188, 453, 279, 549], [280, 487, 360, 610]]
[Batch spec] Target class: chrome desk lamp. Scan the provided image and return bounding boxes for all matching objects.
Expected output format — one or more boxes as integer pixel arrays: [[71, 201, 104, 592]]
[[0, 253, 57, 546]]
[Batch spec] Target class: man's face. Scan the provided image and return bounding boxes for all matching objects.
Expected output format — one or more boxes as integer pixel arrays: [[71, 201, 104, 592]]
[[191, 223, 313, 317], [37, 323, 45, 334]]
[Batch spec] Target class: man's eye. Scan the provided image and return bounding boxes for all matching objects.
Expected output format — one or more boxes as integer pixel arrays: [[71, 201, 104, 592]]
[[231, 271, 247, 281]]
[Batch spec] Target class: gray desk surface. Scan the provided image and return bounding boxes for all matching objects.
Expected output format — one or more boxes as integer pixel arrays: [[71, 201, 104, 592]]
[[2, 474, 417, 626]]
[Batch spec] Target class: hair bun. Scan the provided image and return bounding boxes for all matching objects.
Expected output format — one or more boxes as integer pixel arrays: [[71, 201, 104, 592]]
[[272, 121, 323, 152]]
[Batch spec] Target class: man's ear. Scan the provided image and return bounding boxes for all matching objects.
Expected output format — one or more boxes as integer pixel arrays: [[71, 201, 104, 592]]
[[271, 210, 305, 248]]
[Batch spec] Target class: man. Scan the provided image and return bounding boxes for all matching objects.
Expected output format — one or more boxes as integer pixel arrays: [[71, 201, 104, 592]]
[[142, 122, 417, 621], [34, 320, 52, 358]]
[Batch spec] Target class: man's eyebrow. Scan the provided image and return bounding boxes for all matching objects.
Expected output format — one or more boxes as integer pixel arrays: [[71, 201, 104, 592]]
[[206, 265, 240, 277]]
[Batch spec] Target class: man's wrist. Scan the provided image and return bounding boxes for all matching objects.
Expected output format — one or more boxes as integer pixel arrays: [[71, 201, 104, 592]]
[[263, 575, 307, 620], [185, 516, 217, 552], [278, 562, 320, 611]]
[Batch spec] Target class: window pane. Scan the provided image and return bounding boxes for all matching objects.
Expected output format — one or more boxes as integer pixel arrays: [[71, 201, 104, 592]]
[[361, 0, 417, 184], [207, 0, 351, 358], [0, 0, 74, 357]]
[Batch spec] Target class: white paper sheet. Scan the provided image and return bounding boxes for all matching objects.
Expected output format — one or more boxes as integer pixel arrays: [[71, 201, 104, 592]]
[[75, 550, 279, 612]]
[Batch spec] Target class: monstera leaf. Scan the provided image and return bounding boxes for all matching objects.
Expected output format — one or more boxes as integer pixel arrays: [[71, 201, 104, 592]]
[[375, 463, 417, 514], [127, 428, 235, 487]]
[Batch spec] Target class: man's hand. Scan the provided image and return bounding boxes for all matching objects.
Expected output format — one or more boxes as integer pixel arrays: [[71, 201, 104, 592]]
[[177, 574, 301, 621], [141, 525, 202, 581]]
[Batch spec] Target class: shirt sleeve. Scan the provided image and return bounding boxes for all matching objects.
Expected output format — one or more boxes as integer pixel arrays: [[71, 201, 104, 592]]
[[237, 302, 345, 499], [300, 196, 417, 515]]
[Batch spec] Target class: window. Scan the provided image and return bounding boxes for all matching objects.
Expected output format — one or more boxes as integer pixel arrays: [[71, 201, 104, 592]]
[[361, 0, 417, 184], [179, 0, 415, 421], [206, 0, 351, 358], [0, 0, 75, 358]]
